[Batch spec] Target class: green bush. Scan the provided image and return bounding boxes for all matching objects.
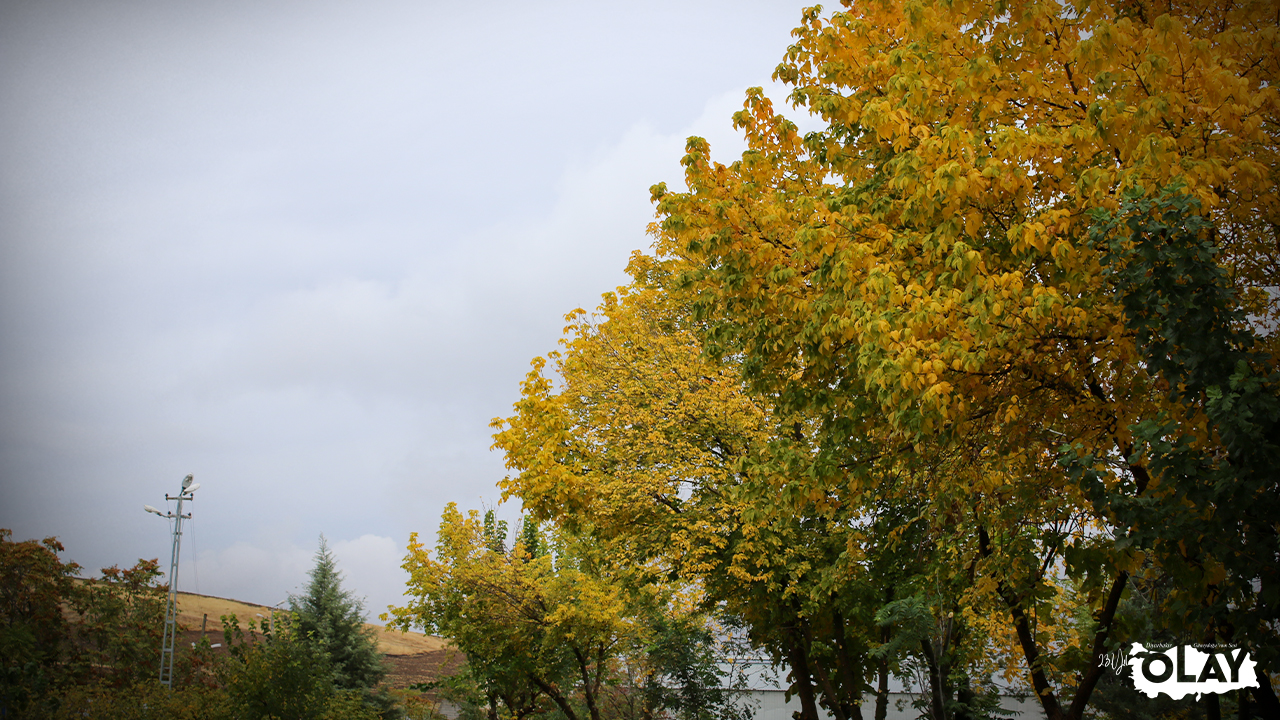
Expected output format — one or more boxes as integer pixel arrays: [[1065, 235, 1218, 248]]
[[53, 681, 230, 720]]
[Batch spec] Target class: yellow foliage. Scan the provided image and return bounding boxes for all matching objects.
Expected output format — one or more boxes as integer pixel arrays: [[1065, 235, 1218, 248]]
[[638, 1, 1278, 716]]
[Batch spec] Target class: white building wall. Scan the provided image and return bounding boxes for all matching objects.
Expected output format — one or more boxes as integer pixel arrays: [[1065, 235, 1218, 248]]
[[743, 689, 1045, 720]]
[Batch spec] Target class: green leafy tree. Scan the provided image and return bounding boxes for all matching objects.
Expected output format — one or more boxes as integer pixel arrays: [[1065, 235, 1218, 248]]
[[221, 612, 379, 720], [290, 536, 388, 692], [627, 610, 755, 720], [69, 558, 168, 687], [1, 530, 219, 718], [1073, 189, 1280, 715], [630, 1, 1279, 718], [390, 508, 752, 720], [0, 529, 80, 719]]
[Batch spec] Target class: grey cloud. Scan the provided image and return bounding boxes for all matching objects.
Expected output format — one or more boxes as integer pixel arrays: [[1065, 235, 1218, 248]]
[[1, 0, 811, 609]]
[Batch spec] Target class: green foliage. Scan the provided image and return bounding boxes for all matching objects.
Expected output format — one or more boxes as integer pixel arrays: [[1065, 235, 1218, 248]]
[[290, 536, 388, 692], [868, 596, 1013, 720], [0, 530, 406, 719], [53, 681, 231, 720], [1, 531, 175, 717], [412, 663, 500, 720], [390, 508, 752, 720], [634, 612, 754, 720], [220, 612, 381, 720], [1084, 573, 1216, 720], [324, 688, 391, 720], [70, 559, 168, 687], [1076, 188, 1280, 661], [1, 529, 80, 719]]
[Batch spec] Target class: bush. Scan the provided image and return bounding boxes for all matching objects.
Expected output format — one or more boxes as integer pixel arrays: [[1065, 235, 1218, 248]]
[[53, 681, 230, 720]]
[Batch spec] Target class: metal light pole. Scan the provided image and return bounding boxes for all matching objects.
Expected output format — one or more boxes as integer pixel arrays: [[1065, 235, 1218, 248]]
[[144, 474, 200, 689]]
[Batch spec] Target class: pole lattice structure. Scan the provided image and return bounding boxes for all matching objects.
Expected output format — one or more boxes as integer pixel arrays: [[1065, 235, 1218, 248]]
[[145, 474, 199, 689]]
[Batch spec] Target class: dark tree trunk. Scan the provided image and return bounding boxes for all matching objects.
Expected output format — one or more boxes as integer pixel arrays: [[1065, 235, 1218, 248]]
[[875, 644, 889, 720], [572, 645, 603, 720], [1251, 664, 1280, 720], [979, 526, 1128, 720], [786, 628, 822, 720], [920, 637, 947, 720], [530, 676, 581, 720], [832, 610, 865, 720], [875, 587, 893, 720], [1207, 692, 1221, 720]]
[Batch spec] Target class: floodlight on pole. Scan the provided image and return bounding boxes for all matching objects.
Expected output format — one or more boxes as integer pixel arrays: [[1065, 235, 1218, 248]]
[[145, 474, 199, 689]]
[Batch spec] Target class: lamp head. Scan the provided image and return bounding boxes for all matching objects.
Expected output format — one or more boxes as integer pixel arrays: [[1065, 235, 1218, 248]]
[[185, 482, 201, 494], [182, 474, 194, 489], [144, 504, 163, 516]]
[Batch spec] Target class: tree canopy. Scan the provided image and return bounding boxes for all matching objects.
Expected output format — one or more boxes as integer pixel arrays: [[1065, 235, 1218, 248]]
[[488, 1, 1280, 719], [290, 536, 388, 693], [387, 506, 753, 720]]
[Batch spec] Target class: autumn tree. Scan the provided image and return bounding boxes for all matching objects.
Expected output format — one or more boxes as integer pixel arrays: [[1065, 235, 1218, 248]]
[[492, 280, 1015, 720], [388, 505, 635, 720], [68, 558, 168, 687], [0, 530, 182, 717], [0, 529, 80, 719], [636, 1, 1277, 718], [387, 506, 752, 720]]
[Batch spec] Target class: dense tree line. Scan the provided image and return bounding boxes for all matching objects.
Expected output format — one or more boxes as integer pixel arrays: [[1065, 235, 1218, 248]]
[[1, 530, 403, 720]]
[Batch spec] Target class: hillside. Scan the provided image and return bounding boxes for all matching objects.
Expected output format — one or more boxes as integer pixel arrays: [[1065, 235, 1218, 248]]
[[175, 591, 445, 655], [174, 591, 460, 688]]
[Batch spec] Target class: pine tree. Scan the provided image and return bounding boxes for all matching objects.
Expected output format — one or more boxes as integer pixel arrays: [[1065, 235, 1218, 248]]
[[289, 536, 386, 692]]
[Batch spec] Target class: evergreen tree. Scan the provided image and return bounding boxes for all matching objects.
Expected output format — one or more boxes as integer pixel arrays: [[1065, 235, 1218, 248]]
[[289, 536, 387, 692]]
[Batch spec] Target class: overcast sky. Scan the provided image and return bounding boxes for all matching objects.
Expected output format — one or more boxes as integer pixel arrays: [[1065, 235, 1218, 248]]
[[0, 0, 818, 620]]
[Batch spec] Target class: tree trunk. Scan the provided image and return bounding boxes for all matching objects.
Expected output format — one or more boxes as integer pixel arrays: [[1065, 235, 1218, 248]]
[[920, 637, 947, 720], [786, 629, 822, 720], [1063, 571, 1128, 720], [1207, 692, 1221, 720], [530, 677, 581, 720], [875, 647, 889, 720], [832, 610, 865, 720], [1251, 664, 1280, 720], [573, 645, 603, 720], [809, 654, 852, 720], [979, 526, 1128, 720], [875, 587, 893, 720]]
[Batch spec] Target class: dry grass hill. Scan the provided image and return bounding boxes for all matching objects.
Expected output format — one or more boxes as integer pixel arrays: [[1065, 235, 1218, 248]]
[[174, 591, 461, 688]]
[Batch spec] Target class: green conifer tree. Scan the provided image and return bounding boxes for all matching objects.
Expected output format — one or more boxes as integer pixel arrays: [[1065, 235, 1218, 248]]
[[289, 536, 387, 692]]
